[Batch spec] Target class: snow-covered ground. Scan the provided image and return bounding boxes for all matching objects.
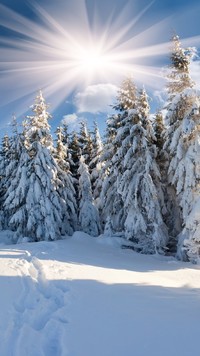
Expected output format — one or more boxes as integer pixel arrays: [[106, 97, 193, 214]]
[[0, 232, 200, 356]]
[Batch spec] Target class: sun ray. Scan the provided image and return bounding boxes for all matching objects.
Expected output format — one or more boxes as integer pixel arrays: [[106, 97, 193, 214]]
[[0, 0, 199, 123], [100, 0, 156, 53]]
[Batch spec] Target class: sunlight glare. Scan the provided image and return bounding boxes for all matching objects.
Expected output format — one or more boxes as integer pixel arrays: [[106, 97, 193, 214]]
[[72, 44, 113, 78], [0, 0, 200, 120]]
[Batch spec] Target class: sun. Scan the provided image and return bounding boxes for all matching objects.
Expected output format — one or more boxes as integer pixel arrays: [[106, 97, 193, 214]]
[[80, 47, 107, 72], [71, 44, 113, 78], [1, 0, 199, 117]]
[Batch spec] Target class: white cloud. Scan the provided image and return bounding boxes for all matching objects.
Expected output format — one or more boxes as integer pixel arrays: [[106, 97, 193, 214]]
[[74, 83, 118, 114], [61, 113, 78, 126]]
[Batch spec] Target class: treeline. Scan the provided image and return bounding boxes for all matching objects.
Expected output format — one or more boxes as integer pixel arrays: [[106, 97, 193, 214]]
[[0, 35, 200, 263]]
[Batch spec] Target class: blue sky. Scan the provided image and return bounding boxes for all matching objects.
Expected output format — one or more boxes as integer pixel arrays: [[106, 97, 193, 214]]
[[0, 0, 200, 137]]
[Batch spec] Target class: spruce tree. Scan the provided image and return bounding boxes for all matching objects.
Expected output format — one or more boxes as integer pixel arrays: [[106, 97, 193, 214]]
[[78, 121, 93, 165], [154, 111, 169, 221], [167, 91, 200, 262], [2, 116, 29, 234], [4, 91, 76, 241], [167, 35, 194, 100], [89, 121, 103, 194], [114, 76, 137, 111], [54, 126, 78, 233], [154, 111, 165, 150], [0, 133, 10, 205], [164, 35, 200, 261], [93, 114, 118, 214], [118, 88, 168, 253], [68, 131, 80, 179], [78, 156, 101, 236], [99, 77, 138, 234], [99, 114, 124, 232]]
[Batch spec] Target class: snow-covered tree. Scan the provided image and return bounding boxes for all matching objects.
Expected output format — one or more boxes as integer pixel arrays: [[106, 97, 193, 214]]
[[99, 77, 138, 233], [117, 89, 168, 254], [98, 114, 125, 232], [153, 111, 170, 232], [60, 123, 77, 172], [92, 115, 116, 212], [164, 35, 200, 260], [154, 111, 165, 150], [164, 35, 195, 160], [0, 133, 10, 202], [62, 123, 70, 147], [2, 116, 29, 233], [166, 90, 200, 262], [78, 121, 93, 165], [54, 126, 78, 233], [55, 126, 70, 171], [68, 131, 80, 178], [166, 35, 194, 100], [114, 76, 137, 112], [78, 156, 101, 236], [89, 122, 103, 193], [4, 91, 77, 241]]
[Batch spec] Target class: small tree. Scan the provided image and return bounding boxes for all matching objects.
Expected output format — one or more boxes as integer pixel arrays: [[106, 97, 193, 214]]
[[78, 121, 93, 165], [89, 121, 103, 193], [114, 76, 137, 112], [0, 133, 10, 205], [166, 34, 194, 100], [78, 156, 101, 236], [54, 126, 78, 234]]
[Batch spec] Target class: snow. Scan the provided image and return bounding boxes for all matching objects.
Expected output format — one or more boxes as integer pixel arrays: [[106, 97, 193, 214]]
[[0, 232, 200, 356]]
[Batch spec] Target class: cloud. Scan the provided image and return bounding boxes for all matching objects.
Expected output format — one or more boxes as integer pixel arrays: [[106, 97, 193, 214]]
[[61, 113, 78, 126], [74, 83, 118, 114]]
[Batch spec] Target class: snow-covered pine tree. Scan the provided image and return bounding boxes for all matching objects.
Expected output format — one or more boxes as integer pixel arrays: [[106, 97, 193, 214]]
[[55, 126, 70, 171], [54, 126, 78, 233], [166, 90, 200, 262], [89, 121, 103, 193], [78, 121, 93, 165], [113, 76, 138, 111], [0, 133, 10, 204], [92, 113, 118, 213], [60, 123, 75, 172], [165, 35, 194, 156], [5, 91, 76, 241], [164, 35, 200, 261], [166, 34, 194, 100], [68, 131, 80, 181], [62, 123, 70, 147], [0, 132, 11, 229], [2, 116, 29, 233], [118, 88, 168, 254], [99, 77, 138, 234], [154, 111, 165, 150], [78, 156, 101, 236], [154, 111, 181, 250], [153, 111, 169, 215]]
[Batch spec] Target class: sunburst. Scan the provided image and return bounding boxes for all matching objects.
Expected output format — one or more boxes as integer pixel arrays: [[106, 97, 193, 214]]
[[0, 0, 199, 122]]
